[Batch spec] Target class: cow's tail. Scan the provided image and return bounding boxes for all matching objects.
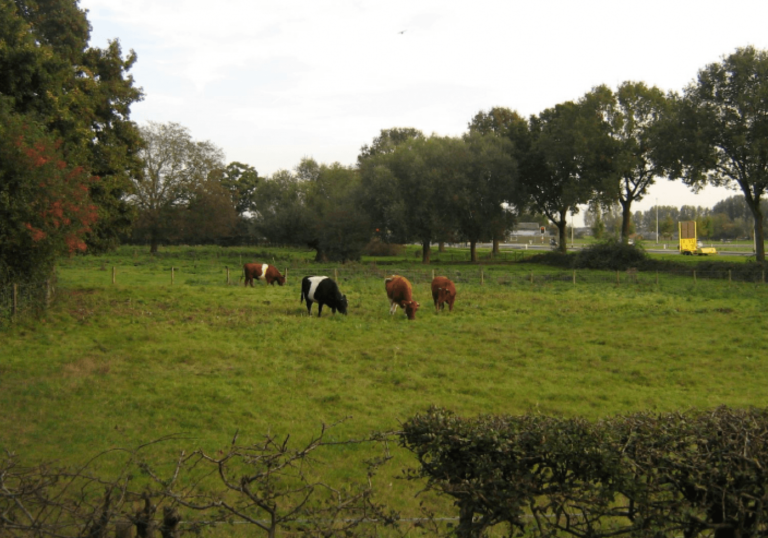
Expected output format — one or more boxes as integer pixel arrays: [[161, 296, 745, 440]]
[[300, 290, 305, 304]]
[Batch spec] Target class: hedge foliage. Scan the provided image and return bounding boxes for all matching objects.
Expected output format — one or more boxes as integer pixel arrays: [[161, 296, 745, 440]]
[[400, 406, 768, 538]]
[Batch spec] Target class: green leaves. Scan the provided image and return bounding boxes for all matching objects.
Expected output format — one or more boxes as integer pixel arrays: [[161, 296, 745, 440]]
[[402, 406, 768, 537], [658, 46, 768, 261]]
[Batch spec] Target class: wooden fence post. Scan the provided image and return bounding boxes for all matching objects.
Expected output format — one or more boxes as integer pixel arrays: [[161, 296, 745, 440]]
[[12, 283, 17, 318], [573, 270, 576, 285], [171, 267, 174, 285], [334, 268, 338, 281], [480, 268, 484, 285], [112, 266, 116, 285], [226, 266, 230, 285], [45, 279, 51, 307]]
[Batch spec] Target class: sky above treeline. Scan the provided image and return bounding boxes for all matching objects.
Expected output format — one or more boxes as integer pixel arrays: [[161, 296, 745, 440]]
[[79, 0, 768, 222]]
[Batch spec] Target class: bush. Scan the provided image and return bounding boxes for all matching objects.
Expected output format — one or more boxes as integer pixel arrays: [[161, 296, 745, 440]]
[[572, 239, 648, 271], [401, 406, 768, 538], [362, 238, 405, 257]]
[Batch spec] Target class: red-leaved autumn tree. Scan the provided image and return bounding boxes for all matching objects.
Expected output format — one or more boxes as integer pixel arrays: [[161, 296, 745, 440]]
[[0, 104, 99, 283]]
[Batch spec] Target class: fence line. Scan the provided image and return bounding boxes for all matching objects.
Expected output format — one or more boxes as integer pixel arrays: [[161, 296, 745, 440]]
[[99, 261, 768, 288], [0, 277, 56, 323]]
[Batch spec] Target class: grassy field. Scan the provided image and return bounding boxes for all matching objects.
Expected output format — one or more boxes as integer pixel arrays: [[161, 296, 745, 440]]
[[2, 245, 768, 526]]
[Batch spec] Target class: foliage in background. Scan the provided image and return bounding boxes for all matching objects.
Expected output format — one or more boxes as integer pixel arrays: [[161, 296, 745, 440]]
[[128, 122, 235, 252], [252, 159, 371, 261], [653, 46, 768, 262], [572, 238, 648, 271], [523, 88, 617, 252], [359, 131, 519, 263], [602, 81, 669, 241]]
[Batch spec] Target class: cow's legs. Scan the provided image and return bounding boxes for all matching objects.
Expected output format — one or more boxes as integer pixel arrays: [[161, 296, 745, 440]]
[[389, 300, 398, 315], [306, 300, 313, 316], [317, 303, 323, 317]]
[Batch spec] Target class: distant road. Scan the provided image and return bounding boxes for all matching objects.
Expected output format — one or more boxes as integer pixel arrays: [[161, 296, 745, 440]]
[[493, 243, 753, 257]]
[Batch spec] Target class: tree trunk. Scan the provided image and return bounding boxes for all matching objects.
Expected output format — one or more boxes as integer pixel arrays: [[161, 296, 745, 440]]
[[753, 202, 765, 263], [558, 219, 568, 253], [421, 241, 431, 264], [470, 241, 477, 262], [150, 233, 159, 254], [492, 237, 500, 256], [620, 198, 632, 242], [439, 241, 445, 252]]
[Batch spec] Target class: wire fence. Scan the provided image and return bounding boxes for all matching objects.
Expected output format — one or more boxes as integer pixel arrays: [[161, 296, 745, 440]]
[[63, 260, 768, 291], [0, 277, 55, 324]]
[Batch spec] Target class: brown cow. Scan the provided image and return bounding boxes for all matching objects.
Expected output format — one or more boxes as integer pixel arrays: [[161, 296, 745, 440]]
[[385, 275, 419, 320], [431, 276, 456, 312], [243, 263, 286, 287]]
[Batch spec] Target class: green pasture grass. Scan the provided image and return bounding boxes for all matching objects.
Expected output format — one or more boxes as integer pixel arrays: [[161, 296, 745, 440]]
[[2, 245, 768, 524]]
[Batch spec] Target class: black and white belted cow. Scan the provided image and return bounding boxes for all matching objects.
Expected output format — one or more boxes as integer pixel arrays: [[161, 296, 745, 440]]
[[300, 276, 348, 316]]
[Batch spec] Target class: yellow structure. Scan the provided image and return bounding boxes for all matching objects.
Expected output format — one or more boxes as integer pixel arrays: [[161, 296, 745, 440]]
[[679, 221, 717, 255]]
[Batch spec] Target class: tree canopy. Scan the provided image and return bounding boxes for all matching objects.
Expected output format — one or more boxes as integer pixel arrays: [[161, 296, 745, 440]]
[[253, 159, 370, 262], [522, 89, 616, 252], [129, 122, 230, 252], [0, 0, 143, 281], [653, 46, 768, 261]]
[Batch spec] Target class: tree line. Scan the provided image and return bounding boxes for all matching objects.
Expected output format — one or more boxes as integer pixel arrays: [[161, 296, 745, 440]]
[[3, 0, 768, 286], [586, 196, 768, 242], [124, 49, 768, 263]]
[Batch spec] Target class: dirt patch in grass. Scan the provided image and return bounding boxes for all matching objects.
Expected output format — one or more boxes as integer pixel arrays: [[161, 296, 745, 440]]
[[62, 355, 111, 379]]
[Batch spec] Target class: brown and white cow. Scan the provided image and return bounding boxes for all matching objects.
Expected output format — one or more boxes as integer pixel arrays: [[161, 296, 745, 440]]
[[431, 276, 456, 312], [243, 263, 286, 287], [385, 275, 419, 320]]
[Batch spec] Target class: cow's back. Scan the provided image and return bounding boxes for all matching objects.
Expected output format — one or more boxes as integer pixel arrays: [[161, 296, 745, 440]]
[[385, 275, 412, 302]]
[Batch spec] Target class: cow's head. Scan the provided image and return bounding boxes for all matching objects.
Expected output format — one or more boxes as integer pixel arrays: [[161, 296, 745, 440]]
[[337, 294, 348, 315], [403, 300, 420, 320], [275, 274, 286, 286]]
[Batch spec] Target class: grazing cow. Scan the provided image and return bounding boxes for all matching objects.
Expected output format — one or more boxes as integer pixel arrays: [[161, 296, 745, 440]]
[[300, 276, 348, 316], [243, 263, 286, 287], [385, 275, 419, 320], [431, 276, 456, 312]]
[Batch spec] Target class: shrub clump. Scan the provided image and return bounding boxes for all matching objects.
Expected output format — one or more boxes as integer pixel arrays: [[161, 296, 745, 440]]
[[573, 239, 648, 271], [362, 238, 405, 257]]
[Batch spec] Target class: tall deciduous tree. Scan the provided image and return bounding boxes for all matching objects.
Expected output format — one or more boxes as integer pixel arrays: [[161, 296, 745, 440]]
[[653, 46, 768, 262], [1, 0, 144, 252], [359, 136, 457, 264], [468, 107, 529, 254], [253, 159, 370, 261], [453, 132, 518, 261], [357, 127, 424, 163], [524, 90, 616, 252], [605, 82, 669, 241], [221, 161, 260, 216], [130, 122, 226, 253]]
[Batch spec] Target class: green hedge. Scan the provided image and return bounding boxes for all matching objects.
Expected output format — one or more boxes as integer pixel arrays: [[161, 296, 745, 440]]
[[400, 406, 768, 538]]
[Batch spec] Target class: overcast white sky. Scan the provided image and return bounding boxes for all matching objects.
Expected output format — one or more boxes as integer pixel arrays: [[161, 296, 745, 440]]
[[80, 0, 768, 224]]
